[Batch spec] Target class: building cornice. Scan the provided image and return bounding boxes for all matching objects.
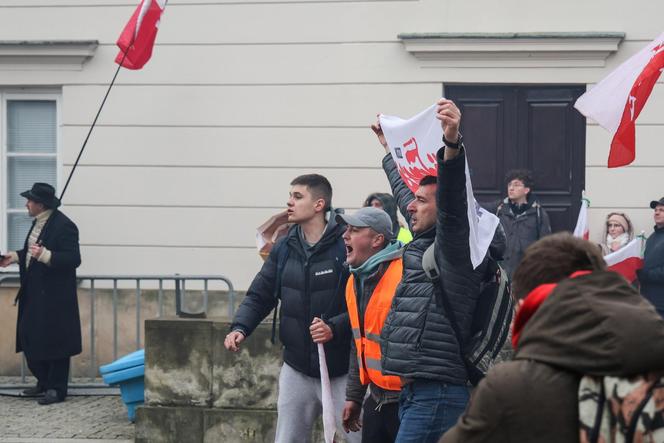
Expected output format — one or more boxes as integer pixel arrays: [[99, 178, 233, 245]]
[[397, 32, 625, 68], [0, 40, 98, 71]]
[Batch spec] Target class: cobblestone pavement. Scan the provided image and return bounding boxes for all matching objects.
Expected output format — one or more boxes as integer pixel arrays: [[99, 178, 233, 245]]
[[0, 377, 134, 441]]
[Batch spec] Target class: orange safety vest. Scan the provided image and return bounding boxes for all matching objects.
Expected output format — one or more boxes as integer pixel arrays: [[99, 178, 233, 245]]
[[345, 258, 403, 391]]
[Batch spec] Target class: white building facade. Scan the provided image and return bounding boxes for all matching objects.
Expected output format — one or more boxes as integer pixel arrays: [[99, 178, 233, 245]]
[[0, 0, 662, 290]]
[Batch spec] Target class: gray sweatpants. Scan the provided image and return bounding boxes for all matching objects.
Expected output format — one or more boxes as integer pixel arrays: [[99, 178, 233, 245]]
[[275, 363, 362, 443]]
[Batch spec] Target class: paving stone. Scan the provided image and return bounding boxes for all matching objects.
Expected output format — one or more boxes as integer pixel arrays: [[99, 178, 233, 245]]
[[0, 393, 134, 440]]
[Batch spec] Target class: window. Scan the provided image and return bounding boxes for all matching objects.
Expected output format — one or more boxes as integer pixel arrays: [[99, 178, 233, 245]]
[[1, 92, 60, 255]]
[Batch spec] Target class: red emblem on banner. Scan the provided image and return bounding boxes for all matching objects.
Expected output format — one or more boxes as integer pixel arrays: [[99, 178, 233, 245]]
[[395, 137, 437, 191]]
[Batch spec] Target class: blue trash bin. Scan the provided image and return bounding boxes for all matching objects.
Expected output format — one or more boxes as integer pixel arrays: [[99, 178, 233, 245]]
[[99, 349, 145, 421]]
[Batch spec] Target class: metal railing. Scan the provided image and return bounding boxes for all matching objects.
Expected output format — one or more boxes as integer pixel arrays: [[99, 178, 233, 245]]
[[0, 273, 235, 387]]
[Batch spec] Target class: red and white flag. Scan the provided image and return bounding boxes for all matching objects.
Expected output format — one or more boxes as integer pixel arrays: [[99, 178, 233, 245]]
[[574, 32, 664, 168], [379, 103, 500, 269], [604, 237, 644, 283], [573, 197, 589, 240], [115, 0, 168, 70]]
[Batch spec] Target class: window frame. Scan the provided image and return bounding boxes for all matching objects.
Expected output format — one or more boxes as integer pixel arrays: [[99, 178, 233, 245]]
[[0, 90, 62, 269]]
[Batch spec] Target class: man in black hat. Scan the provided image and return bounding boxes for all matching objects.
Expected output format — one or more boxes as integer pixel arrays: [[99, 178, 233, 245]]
[[0, 182, 82, 405], [639, 196, 664, 318]]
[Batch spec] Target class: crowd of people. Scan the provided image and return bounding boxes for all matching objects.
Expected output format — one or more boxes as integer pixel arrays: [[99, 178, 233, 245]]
[[1, 98, 662, 441], [224, 98, 664, 443]]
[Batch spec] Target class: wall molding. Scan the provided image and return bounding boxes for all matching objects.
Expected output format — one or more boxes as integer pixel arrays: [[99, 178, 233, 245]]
[[398, 32, 625, 68], [0, 40, 98, 71]]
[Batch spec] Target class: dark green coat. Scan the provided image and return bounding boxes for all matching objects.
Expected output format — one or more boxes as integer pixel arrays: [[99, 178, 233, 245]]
[[440, 271, 664, 443]]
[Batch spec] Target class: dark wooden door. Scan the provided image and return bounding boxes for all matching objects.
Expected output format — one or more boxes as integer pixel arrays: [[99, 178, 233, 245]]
[[445, 85, 586, 232]]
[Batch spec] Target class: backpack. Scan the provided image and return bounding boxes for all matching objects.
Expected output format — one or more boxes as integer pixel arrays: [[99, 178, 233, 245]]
[[579, 374, 664, 443], [422, 244, 514, 385]]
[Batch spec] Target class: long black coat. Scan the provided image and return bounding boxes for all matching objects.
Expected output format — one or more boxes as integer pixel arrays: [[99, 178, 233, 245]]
[[15, 210, 82, 361]]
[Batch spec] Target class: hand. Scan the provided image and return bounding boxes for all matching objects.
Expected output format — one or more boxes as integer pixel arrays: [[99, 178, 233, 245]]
[[371, 115, 389, 154], [0, 255, 13, 268], [436, 98, 461, 143], [224, 330, 246, 352], [29, 244, 44, 260], [342, 400, 362, 433], [310, 317, 333, 343]]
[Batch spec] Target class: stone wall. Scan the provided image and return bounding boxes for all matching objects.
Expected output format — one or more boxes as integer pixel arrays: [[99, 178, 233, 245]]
[[135, 318, 330, 443]]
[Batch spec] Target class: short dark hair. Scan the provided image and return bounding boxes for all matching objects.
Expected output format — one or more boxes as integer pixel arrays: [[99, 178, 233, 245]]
[[512, 232, 606, 300], [290, 174, 333, 210], [419, 175, 437, 187], [505, 169, 534, 189]]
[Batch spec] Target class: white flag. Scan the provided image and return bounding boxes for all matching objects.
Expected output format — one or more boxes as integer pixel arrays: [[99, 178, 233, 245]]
[[573, 196, 589, 240], [379, 103, 499, 269], [317, 343, 336, 443]]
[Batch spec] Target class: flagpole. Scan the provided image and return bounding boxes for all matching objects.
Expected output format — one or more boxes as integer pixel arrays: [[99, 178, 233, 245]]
[[59, 49, 129, 202]]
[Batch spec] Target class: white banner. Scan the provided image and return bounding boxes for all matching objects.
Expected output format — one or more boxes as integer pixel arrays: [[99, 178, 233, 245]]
[[379, 102, 499, 268], [317, 343, 336, 443]]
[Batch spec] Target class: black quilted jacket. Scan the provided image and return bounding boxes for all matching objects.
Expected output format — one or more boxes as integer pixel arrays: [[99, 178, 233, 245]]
[[380, 147, 488, 384]]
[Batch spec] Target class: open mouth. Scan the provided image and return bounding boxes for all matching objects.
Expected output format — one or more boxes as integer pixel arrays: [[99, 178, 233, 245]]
[[346, 245, 354, 254]]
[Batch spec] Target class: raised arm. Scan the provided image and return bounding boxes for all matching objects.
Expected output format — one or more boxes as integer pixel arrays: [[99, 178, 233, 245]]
[[434, 99, 485, 338], [434, 99, 471, 268], [372, 117, 415, 223]]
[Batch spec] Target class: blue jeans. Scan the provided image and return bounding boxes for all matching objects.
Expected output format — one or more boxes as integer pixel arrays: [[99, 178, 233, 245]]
[[395, 380, 469, 443]]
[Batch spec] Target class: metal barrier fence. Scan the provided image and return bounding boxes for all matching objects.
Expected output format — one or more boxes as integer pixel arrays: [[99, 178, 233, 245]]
[[0, 274, 235, 386]]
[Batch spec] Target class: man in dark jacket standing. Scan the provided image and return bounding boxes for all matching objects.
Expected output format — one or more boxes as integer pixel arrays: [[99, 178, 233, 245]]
[[224, 174, 359, 443], [639, 196, 664, 317], [488, 169, 551, 277], [0, 183, 82, 405], [440, 233, 664, 443], [371, 99, 488, 443]]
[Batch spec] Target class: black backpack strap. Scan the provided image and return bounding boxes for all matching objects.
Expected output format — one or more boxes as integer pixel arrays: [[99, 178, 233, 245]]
[[270, 240, 290, 344], [422, 245, 465, 355]]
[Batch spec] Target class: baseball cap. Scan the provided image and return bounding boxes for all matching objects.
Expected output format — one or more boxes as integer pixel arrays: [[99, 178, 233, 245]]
[[650, 197, 664, 209], [336, 207, 394, 240]]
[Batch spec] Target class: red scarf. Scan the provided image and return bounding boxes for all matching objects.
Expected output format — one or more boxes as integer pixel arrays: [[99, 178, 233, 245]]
[[511, 271, 591, 349]]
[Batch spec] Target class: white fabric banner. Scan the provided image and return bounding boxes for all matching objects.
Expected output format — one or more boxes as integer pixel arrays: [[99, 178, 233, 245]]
[[573, 197, 589, 240], [379, 103, 499, 269], [317, 343, 336, 443]]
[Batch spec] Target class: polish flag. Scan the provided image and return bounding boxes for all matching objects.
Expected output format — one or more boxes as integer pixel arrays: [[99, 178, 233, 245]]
[[574, 32, 664, 168], [573, 197, 589, 240], [604, 237, 644, 283], [115, 0, 168, 70]]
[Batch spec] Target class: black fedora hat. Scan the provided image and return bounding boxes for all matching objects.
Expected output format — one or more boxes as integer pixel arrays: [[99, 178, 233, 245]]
[[650, 197, 664, 209], [20, 183, 61, 209]]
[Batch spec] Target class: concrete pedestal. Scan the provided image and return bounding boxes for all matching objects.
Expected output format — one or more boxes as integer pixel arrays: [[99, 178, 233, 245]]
[[135, 318, 326, 442]]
